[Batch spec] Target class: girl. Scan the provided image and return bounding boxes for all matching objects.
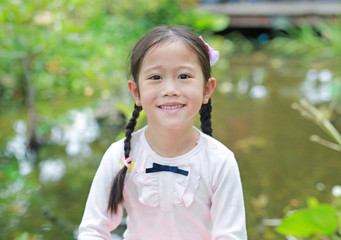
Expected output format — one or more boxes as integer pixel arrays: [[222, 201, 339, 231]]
[[78, 25, 247, 240]]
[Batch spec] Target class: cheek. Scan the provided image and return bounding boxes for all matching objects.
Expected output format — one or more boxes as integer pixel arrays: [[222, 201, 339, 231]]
[[139, 87, 156, 103], [188, 84, 205, 98]]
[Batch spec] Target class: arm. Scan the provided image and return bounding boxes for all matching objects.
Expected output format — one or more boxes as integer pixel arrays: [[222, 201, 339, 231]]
[[78, 144, 124, 240], [210, 154, 247, 240]]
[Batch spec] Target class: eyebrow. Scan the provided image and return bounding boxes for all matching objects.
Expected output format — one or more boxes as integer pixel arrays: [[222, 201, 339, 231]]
[[142, 65, 163, 75]]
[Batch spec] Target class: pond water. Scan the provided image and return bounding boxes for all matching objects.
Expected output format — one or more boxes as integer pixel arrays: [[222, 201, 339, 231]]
[[213, 53, 340, 238], [1, 52, 340, 240]]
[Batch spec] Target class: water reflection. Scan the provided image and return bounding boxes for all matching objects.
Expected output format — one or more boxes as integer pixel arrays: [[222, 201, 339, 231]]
[[219, 64, 334, 103], [39, 159, 65, 183], [6, 108, 100, 180], [250, 85, 267, 99], [332, 185, 341, 198], [218, 67, 268, 99], [300, 69, 333, 104], [51, 108, 100, 156], [247, 67, 268, 99], [5, 120, 33, 175]]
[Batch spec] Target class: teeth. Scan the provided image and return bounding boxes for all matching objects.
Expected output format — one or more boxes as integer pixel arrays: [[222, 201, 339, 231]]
[[160, 105, 183, 110]]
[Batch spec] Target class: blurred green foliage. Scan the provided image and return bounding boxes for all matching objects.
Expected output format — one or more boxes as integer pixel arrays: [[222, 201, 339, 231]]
[[267, 20, 341, 58], [0, 0, 229, 104]]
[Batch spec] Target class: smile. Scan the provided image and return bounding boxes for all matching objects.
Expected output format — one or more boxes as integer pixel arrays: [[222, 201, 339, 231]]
[[159, 105, 184, 110]]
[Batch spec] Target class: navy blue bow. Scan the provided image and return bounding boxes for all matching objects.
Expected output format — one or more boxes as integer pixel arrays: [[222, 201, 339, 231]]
[[146, 163, 189, 176]]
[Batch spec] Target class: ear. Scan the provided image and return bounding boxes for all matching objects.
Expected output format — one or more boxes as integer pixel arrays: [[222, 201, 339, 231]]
[[128, 80, 142, 106], [203, 77, 216, 104]]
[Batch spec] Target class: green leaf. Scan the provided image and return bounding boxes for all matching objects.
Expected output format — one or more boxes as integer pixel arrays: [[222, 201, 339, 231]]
[[307, 197, 320, 208], [36, 123, 51, 135], [14, 232, 29, 240], [192, 10, 229, 32], [276, 204, 339, 237]]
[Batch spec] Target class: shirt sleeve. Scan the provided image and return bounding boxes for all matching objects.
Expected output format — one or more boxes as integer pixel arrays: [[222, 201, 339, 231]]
[[78, 144, 124, 240], [210, 153, 248, 240]]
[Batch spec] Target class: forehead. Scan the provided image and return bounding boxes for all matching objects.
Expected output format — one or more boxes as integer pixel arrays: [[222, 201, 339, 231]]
[[141, 39, 200, 68]]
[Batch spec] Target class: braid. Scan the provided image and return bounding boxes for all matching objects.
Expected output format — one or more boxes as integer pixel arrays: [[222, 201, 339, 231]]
[[199, 99, 213, 137], [108, 104, 142, 213], [124, 105, 142, 157]]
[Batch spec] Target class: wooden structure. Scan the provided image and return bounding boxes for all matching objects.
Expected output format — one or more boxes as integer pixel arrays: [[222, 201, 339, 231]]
[[199, 2, 341, 28]]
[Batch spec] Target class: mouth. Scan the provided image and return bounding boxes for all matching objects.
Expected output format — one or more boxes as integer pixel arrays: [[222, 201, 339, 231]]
[[158, 104, 185, 110]]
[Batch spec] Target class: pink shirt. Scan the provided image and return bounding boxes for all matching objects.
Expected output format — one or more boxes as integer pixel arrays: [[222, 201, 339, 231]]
[[78, 127, 247, 240]]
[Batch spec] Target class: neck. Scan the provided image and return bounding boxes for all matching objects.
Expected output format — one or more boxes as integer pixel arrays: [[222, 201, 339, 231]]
[[145, 125, 199, 158]]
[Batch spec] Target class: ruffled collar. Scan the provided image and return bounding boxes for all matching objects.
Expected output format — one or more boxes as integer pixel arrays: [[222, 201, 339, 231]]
[[132, 126, 205, 212]]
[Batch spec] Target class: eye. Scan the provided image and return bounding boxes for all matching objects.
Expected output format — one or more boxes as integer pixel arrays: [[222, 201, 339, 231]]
[[178, 74, 190, 79], [150, 75, 162, 80]]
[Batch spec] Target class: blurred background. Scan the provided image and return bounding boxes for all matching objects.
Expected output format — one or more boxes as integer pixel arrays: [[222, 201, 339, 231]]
[[0, 0, 340, 239]]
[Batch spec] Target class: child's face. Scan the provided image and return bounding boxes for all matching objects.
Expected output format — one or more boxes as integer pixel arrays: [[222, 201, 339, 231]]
[[129, 40, 215, 131]]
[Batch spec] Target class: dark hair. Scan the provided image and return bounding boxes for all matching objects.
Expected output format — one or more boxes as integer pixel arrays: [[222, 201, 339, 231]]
[[108, 25, 213, 213]]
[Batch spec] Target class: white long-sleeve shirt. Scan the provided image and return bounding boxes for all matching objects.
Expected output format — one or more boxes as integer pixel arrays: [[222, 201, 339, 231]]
[[78, 126, 247, 240]]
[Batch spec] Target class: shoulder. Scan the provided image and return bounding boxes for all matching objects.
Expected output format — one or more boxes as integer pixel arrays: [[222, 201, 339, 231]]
[[103, 138, 124, 161], [103, 127, 145, 161], [199, 133, 240, 189], [201, 133, 236, 165]]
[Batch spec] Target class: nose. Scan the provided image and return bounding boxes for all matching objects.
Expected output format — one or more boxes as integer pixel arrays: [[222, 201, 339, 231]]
[[162, 79, 180, 97]]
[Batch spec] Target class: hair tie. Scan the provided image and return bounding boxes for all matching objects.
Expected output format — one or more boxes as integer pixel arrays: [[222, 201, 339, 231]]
[[123, 157, 131, 168], [122, 157, 135, 172], [199, 36, 220, 66]]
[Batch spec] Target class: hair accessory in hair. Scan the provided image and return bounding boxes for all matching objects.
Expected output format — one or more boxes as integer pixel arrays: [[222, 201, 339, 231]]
[[199, 36, 220, 66], [122, 157, 135, 172]]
